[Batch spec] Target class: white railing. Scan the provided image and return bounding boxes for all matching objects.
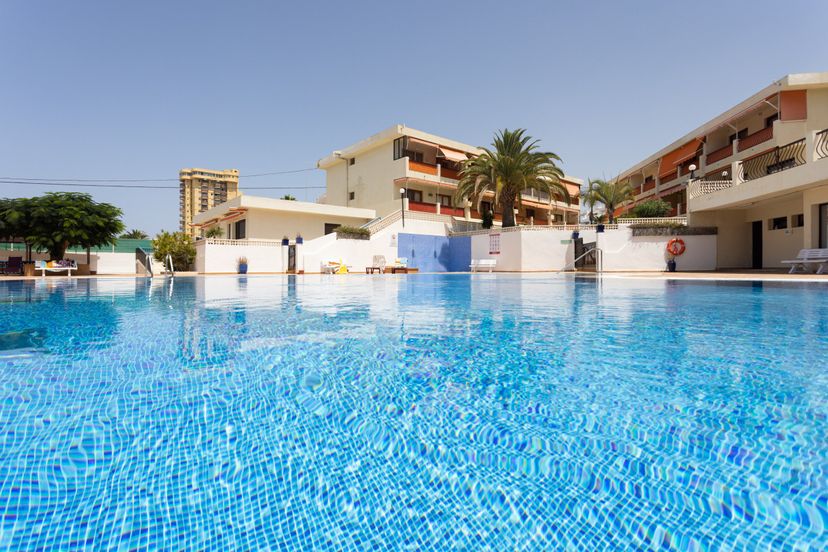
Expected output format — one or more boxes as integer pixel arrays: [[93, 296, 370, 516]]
[[687, 180, 734, 200], [201, 238, 283, 247], [363, 209, 455, 235], [616, 216, 688, 225]]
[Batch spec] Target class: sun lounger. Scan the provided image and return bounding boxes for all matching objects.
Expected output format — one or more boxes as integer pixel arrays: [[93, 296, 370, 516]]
[[389, 257, 408, 274], [321, 260, 351, 274], [35, 260, 77, 277], [366, 255, 386, 274], [470, 259, 496, 272], [3, 257, 23, 275], [781, 249, 828, 274]]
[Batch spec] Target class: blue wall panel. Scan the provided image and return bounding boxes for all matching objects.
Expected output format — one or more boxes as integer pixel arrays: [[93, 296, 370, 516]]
[[397, 234, 470, 272]]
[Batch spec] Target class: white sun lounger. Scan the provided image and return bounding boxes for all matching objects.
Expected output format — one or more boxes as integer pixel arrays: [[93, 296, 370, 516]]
[[781, 249, 828, 274], [34, 260, 77, 277]]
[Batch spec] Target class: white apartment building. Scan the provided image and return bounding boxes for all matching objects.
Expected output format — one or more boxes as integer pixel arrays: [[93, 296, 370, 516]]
[[617, 72, 828, 269], [317, 125, 582, 226]]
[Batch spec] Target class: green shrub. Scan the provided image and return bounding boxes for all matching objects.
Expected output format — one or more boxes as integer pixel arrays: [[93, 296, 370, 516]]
[[204, 226, 224, 238], [631, 199, 672, 218], [334, 225, 370, 239], [152, 231, 196, 270]]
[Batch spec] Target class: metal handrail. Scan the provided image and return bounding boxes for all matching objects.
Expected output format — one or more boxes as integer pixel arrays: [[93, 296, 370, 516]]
[[136, 247, 153, 277], [165, 253, 175, 276], [557, 247, 602, 274]]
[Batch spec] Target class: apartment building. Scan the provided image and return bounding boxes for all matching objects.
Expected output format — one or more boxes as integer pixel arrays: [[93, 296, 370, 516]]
[[179, 168, 240, 238], [317, 125, 582, 225], [617, 72, 828, 268]]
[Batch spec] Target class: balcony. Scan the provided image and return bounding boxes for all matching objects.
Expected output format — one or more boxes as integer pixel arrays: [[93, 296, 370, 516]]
[[737, 126, 773, 152], [740, 138, 806, 181], [408, 201, 465, 217], [706, 143, 733, 165], [643, 179, 656, 193], [407, 160, 461, 181]]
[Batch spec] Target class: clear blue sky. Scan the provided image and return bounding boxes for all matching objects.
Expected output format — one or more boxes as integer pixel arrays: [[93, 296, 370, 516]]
[[2, 0, 827, 234]]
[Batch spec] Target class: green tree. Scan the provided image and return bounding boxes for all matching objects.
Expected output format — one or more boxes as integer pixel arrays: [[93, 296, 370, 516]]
[[456, 129, 569, 228], [204, 226, 224, 238], [589, 179, 633, 224], [280, 194, 297, 201], [27, 193, 124, 259], [0, 197, 36, 260], [120, 229, 148, 239], [631, 199, 672, 218], [583, 179, 602, 224], [152, 231, 196, 271]]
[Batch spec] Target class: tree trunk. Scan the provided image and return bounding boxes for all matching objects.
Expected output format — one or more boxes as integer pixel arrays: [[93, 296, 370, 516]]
[[500, 193, 517, 228]]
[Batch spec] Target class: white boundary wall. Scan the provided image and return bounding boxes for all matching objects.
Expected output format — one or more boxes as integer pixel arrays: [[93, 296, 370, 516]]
[[195, 240, 284, 274], [597, 228, 717, 271]]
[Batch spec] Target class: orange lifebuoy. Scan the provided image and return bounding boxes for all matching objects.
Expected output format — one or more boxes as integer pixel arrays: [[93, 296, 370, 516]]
[[666, 238, 686, 257]]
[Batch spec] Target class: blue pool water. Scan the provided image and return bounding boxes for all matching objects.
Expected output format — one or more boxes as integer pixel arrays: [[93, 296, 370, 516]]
[[0, 275, 826, 550]]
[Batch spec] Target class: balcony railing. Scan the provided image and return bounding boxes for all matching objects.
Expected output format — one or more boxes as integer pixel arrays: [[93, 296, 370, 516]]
[[737, 126, 773, 152], [409, 160, 438, 176], [408, 160, 461, 180], [408, 201, 464, 217], [739, 138, 806, 182], [688, 179, 734, 199], [643, 180, 656, 193], [817, 129, 828, 160], [706, 143, 733, 165], [661, 170, 678, 184]]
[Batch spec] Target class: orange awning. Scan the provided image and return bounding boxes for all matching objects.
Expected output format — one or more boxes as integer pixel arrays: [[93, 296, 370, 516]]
[[438, 147, 469, 163], [658, 138, 703, 178]]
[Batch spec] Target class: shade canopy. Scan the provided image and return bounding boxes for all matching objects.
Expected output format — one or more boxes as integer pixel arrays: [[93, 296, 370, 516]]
[[658, 138, 703, 178], [438, 147, 469, 163]]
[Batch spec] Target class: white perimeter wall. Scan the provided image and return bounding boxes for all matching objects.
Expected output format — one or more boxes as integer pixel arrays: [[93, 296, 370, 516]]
[[194, 216, 452, 274], [598, 228, 717, 271], [470, 229, 578, 271]]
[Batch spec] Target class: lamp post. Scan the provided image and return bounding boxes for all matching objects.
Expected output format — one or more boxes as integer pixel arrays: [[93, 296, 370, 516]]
[[400, 188, 406, 228]]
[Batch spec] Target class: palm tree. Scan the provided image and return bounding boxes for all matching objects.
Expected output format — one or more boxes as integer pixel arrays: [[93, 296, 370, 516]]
[[120, 229, 148, 239], [589, 179, 633, 223], [204, 226, 224, 238], [583, 179, 601, 223], [456, 129, 569, 228], [280, 194, 297, 201]]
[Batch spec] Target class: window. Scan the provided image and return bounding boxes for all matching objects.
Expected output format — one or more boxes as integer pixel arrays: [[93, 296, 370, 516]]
[[769, 216, 787, 231], [406, 189, 422, 203], [481, 201, 493, 214], [404, 150, 424, 163], [792, 213, 804, 228], [437, 194, 452, 207], [526, 208, 536, 219], [349, 158, 355, 166], [729, 128, 748, 143], [765, 113, 779, 128], [393, 137, 406, 160], [234, 219, 246, 239], [349, 191, 355, 200], [324, 223, 340, 235]]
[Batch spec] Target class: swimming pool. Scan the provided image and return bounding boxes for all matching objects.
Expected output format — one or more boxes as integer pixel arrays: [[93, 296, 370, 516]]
[[0, 275, 825, 550]]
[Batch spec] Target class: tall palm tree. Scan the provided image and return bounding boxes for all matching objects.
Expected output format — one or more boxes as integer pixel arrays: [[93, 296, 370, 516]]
[[456, 129, 569, 228], [590, 179, 633, 223]]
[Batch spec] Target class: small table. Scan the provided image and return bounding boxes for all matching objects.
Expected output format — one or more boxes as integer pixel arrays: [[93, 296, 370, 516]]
[[365, 267, 382, 274], [390, 267, 409, 274]]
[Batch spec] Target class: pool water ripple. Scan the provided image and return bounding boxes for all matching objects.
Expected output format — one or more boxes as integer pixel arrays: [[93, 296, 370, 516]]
[[0, 275, 826, 550]]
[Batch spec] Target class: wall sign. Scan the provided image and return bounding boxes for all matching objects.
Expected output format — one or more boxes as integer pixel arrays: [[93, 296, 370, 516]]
[[489, 233, 501, 255]]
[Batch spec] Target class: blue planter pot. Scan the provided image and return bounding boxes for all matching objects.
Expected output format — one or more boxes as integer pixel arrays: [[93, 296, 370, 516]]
[[238, 264, 248, 274]]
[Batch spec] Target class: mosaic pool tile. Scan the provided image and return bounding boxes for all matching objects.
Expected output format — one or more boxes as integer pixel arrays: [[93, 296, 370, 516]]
[[0, 275, 826, 550]]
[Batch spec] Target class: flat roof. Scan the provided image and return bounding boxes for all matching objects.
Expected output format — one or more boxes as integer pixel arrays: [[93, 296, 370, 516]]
[[192, 195, 376, 225], [617, 72, 828, 179]]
